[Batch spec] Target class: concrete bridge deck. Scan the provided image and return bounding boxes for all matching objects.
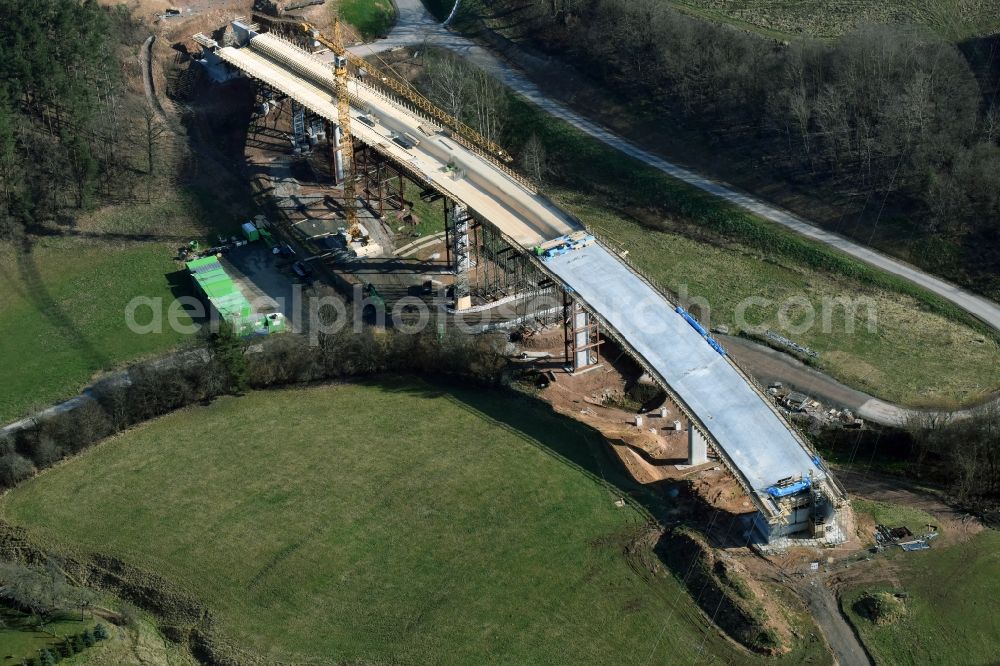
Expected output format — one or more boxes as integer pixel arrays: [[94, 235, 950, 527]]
[[218, 34, 576, 246], [209, 29, 837, 527]]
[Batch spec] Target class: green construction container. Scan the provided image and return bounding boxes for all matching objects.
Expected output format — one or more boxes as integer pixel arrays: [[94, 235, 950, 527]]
[[242, 221, 260, 242], [186, 256, 255, 336], [259, 227, 275, 248], [257, 312, 288, 335]]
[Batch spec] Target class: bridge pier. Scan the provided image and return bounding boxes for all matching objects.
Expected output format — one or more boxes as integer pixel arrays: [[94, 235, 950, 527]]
[[687, 426, 709, 466], [563, 293, 600, 372], [446, 201, 472, 310]]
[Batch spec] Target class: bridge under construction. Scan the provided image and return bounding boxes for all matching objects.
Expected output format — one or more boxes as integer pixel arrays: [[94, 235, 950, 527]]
[[194, 20, 846, 543]]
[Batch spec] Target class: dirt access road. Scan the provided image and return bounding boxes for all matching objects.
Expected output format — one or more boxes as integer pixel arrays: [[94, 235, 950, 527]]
[[719, 334, 1000, 427], [794, 465, 988, 666], [799, 579, 873, 666], [356, 0, 1000, 333]]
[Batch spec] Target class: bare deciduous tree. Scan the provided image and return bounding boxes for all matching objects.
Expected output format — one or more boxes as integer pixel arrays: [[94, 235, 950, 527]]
[[519, 133, 547, 183], [425, 53, 467, 120], [467, 68, 508, 144]]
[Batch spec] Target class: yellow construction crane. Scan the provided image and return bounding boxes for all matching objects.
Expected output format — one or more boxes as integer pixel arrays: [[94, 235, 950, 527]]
[[329, 18, 363, 243], [300, 21, 512, 164]]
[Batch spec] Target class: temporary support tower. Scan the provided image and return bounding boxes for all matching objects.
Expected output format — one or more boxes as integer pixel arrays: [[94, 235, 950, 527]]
[[564, 293, 600, 371], [447, 201, 472, 309]]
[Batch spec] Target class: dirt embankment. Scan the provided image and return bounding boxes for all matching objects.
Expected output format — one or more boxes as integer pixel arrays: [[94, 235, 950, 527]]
[[657, 527, 791, 655], [0, 521, 248, 666]]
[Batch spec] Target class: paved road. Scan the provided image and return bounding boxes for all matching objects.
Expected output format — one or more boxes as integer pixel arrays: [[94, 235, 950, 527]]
[[356, 0, 1000, 333]]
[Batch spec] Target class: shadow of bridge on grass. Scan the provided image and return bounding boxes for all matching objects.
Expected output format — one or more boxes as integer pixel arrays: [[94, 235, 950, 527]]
[[368, 377, 666, 516], [361, 375, 765, 660], [366, 376, 753, 548]]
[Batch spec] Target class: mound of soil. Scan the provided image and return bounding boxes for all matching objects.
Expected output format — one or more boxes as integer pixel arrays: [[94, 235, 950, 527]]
[[854, 591, 907, 626], [657, 527, 785, 654]]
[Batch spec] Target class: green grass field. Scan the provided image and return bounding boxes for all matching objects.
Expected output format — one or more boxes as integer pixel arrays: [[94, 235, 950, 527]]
[[665, 0, 1000, 40], [405, 180, 447, 238], [0, 242, 194, 424], [0, 381, 828, 664], [557, 194, 999, 407], [499, 95, 999, 407], [0, 608, 98, 662], [850, 499, 940, 541], [842, 529, 1000, 664], [341, 0, 396, 39], [0, 187, 249, 424]]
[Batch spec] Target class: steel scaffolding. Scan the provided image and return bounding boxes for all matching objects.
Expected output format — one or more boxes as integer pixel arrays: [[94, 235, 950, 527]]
[[563, 292, 600, 371]]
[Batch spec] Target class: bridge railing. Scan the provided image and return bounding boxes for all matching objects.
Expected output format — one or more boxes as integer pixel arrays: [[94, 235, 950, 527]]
[[350, 76, 539, 194], [224, 32, 843, 511], [588, 225, 847, 503]]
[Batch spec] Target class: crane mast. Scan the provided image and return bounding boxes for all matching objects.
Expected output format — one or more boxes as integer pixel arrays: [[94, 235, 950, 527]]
[[331, 19, 362, 243], [301, 21, 512, 165]]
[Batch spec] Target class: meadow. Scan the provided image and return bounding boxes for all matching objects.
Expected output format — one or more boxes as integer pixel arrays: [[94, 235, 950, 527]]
[[341, 0, 397, 39], [499, 95, 999, 407], [0, 187, 242, 424], [842, 529, 1000, 664], [849, 499, 939, 540], [0, 381, 829, 665], [0, 242, 192, 424]]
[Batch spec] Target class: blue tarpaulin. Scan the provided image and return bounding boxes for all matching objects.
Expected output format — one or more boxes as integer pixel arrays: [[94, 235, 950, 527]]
[[766, 477, 811, 498]]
